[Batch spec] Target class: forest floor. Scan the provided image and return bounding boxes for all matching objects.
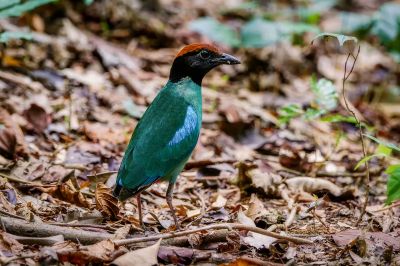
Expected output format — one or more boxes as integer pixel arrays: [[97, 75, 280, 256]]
[[0, 0, 399, 265]]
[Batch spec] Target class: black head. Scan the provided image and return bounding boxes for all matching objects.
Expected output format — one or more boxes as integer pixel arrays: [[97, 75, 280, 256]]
[[169, 43, 241, 85]]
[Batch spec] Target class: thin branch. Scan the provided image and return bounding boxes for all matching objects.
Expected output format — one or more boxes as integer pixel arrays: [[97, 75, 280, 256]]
[[372, 200, 400, 213], [114, 223, 313, 246]]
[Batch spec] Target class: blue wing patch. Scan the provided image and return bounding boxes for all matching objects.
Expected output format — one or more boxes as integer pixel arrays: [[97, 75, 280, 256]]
[[168, 106, 197, 146]]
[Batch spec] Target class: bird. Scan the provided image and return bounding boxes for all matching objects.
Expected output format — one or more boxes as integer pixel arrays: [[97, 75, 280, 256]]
[[113, 43, 240, 229]]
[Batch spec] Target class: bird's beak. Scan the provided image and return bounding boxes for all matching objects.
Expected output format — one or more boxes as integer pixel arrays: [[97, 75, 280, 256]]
[[214, 53, 241, 65]]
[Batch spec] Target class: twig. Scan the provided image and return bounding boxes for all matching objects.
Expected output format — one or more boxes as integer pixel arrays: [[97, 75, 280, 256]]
[[8, 234, 64, 246], [285, 205, 299, 228], [48, 222, 115, 231], [114, 223, 313, 246], [0, 209, 25, 220], [372, 201, 400, 213], [0, 254, 37, 266], [185, 159, 237, 170], [340, 46, 369, 226], [0, 173, 32, 184]]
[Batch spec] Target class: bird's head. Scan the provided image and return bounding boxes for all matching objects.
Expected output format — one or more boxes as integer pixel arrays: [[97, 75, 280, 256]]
[[169, 43, 240, 85]]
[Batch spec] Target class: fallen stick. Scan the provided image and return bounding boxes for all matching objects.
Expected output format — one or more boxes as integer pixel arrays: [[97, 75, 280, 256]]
[[2, 216, 313, 246], [1, 216, 112, 244], [114, 223, 313, 246]]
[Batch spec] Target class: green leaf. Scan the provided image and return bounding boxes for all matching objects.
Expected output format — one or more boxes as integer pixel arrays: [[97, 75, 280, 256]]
[[312, 32, 358, 46], [297, 0, 337, 24], [0, 0, 20, 10], [311, 77, 338, 111], [354, 153, 387, 170], [304, 107, 325, 120], [278, 104, 303, 124], [0, 0, 56, 18], [0, 31, 32, 42], [371, 3, 400, 44], [376, 144, 392, 157], [386, 164, 400, 204], [320, 114, 357, 124], [188, 17, 240, 48], [364, 134, 400, 153], [241, 18, 319, 48], [340, 12, 373, 33]]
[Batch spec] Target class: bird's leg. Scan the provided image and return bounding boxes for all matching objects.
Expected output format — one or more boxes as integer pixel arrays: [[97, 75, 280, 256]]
[[136, 193, 145, 229], [166, 182, 180, 230]]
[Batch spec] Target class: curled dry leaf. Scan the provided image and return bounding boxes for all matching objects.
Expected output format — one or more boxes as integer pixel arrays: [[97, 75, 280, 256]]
[[95, 183, 119, 220], [236, 162, 282, 196], [247, 168, 282, 197], [41, 179, 91, 208], [285, 176, 344, 197], [0, 108, 28, 159], [111, 239, 161, 266]]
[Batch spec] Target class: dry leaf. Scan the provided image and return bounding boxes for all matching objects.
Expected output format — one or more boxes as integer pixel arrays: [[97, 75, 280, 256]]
[[285, 177, 343, 197], [112, 225, 131, 240], [211, 194, 227, 209], [41, 179, 91, 208], [0, 108, 28, 159], [248, 168, 282, 196], [23, 103, 51, 133], [0, 231, 23, 256], [55, 240, 120, 264], [237, 211, 276, 249], [246, 194, 268, 220], [95, 183, 119, 220], [111, 239, 161, 266]]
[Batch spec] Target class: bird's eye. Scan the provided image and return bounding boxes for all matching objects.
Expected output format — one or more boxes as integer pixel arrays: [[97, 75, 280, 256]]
[[199, 50, 210, 59]]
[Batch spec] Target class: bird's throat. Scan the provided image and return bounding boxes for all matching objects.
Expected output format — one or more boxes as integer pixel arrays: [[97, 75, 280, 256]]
[[169, 57, 209, 85]]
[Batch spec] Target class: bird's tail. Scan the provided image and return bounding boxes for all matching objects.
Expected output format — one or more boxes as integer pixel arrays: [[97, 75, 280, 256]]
[[112, 181, 122, 198], [113, 177, 141, 201]]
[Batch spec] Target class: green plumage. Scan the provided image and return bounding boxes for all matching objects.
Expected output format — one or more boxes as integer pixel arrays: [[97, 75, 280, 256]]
[[115, 77, 202, 199]]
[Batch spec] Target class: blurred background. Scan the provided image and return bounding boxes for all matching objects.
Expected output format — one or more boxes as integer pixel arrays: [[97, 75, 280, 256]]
[[0, 0, 400, 264]]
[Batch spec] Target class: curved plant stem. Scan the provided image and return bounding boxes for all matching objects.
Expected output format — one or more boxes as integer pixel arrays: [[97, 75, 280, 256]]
[[340, 46, 370, 226]]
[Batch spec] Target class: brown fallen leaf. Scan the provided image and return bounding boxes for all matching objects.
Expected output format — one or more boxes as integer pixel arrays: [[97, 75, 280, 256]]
[[111, 239, 161, 266], [246, 194, 269, 221], [158, 246, 195, 265], [0, 108, 28, 159], [333, 230, 400, 251], [23, 103, 51, 133], [83, 121, 126, 145], [95, 183, 119, 220], [40, 179, 91, 208], [55, 240, 122, 264], [0, 231, 24, 256]]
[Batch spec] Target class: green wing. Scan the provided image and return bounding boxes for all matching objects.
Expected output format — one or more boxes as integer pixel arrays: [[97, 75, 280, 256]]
[[117, 85, 201, 193]]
